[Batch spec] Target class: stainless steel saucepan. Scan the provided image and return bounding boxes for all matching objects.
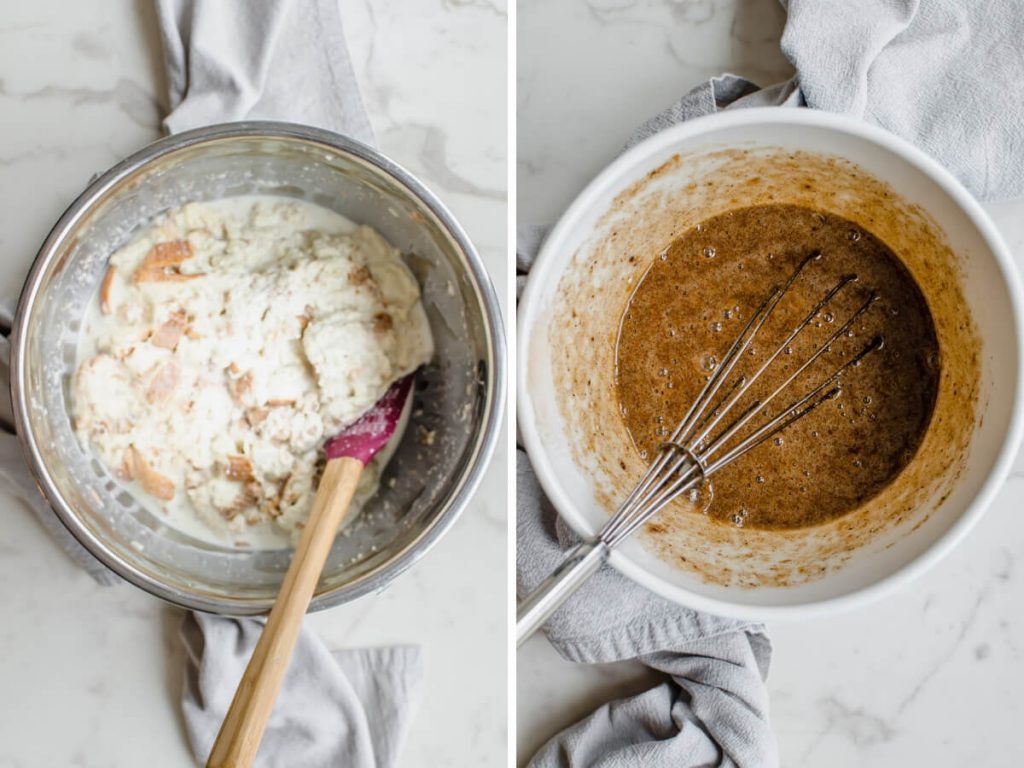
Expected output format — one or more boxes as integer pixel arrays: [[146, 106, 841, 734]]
[[11, 121, 505, 615]]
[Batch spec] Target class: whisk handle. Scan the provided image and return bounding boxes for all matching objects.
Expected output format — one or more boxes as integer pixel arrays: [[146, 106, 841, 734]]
[[516, 539, 609, 647]]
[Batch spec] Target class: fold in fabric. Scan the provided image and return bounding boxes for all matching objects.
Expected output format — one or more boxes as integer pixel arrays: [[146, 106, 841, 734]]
[[529, 639, 774, 768], [782, 0, 1024, 200], [518, 451, 777, 768], [637, 0, 1024, 201], [154, 0, 374, 145], [181, 613, 424, 768]]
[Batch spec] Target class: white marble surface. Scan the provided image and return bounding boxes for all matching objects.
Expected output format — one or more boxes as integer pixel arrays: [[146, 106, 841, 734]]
[[0, 1, 507, 766], [517, 1, 1024, 765]]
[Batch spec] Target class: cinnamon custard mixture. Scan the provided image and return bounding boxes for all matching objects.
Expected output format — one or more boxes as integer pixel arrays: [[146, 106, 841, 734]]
[[615, 204, 939, 530]]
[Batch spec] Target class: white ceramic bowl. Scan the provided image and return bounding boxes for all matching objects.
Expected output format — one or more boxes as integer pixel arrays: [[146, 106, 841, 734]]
[[518, 108, 1024, 619]]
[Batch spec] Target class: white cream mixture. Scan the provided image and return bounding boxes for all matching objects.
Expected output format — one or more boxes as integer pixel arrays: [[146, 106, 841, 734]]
[[72, 197, 433, 547]]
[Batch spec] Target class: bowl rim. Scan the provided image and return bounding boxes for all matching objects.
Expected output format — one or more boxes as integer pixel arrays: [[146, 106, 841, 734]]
[[11, 120, 506, 615], [517, 106, 1024, 620]]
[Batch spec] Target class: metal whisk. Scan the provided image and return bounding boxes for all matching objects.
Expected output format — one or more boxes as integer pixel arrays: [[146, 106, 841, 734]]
[[517, 251, 883, 645]]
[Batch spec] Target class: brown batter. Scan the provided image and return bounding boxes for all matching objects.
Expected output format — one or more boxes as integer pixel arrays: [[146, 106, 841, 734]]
[[615, 204, 940, 530]]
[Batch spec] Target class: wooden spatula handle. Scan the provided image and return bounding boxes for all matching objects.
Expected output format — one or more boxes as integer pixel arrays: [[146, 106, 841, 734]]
[[207, 456, 364, 768]]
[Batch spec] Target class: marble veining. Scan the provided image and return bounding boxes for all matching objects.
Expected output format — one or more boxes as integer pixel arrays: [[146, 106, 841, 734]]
[[517, 2, 1024, 766], [0, 1, 506, 766]]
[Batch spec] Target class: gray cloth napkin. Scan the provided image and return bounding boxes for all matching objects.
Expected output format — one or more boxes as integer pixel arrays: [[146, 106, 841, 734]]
[[637, 0, 1024, 201], [783, 0, 1024, 200], [0, 2, 422, 766], [518, 455, 775, 767], [155, 0, 373, 145], [182, 613, 423, 767]]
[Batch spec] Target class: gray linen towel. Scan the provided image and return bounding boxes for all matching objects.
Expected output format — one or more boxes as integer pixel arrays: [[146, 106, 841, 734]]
[[155, 0, 374, 145], [642, 0, 1024, 201], [783, 0, 1024, 200], [518, 453, 775, 765], [0, 2, 423, 766], [182, 613, 423, 768]]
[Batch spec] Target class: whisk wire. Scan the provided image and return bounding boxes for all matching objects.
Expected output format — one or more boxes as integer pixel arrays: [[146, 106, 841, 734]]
[[600, 253, 884, 547], [604, 258, 810, 538], [516, 251, 892, 645]]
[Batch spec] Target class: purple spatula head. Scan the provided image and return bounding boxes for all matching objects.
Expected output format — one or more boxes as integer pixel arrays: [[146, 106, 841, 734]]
[[324, 374, 416, 465]]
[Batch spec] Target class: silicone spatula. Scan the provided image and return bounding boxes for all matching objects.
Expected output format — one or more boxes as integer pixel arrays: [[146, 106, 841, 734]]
[[207, 374, 416, 768]]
